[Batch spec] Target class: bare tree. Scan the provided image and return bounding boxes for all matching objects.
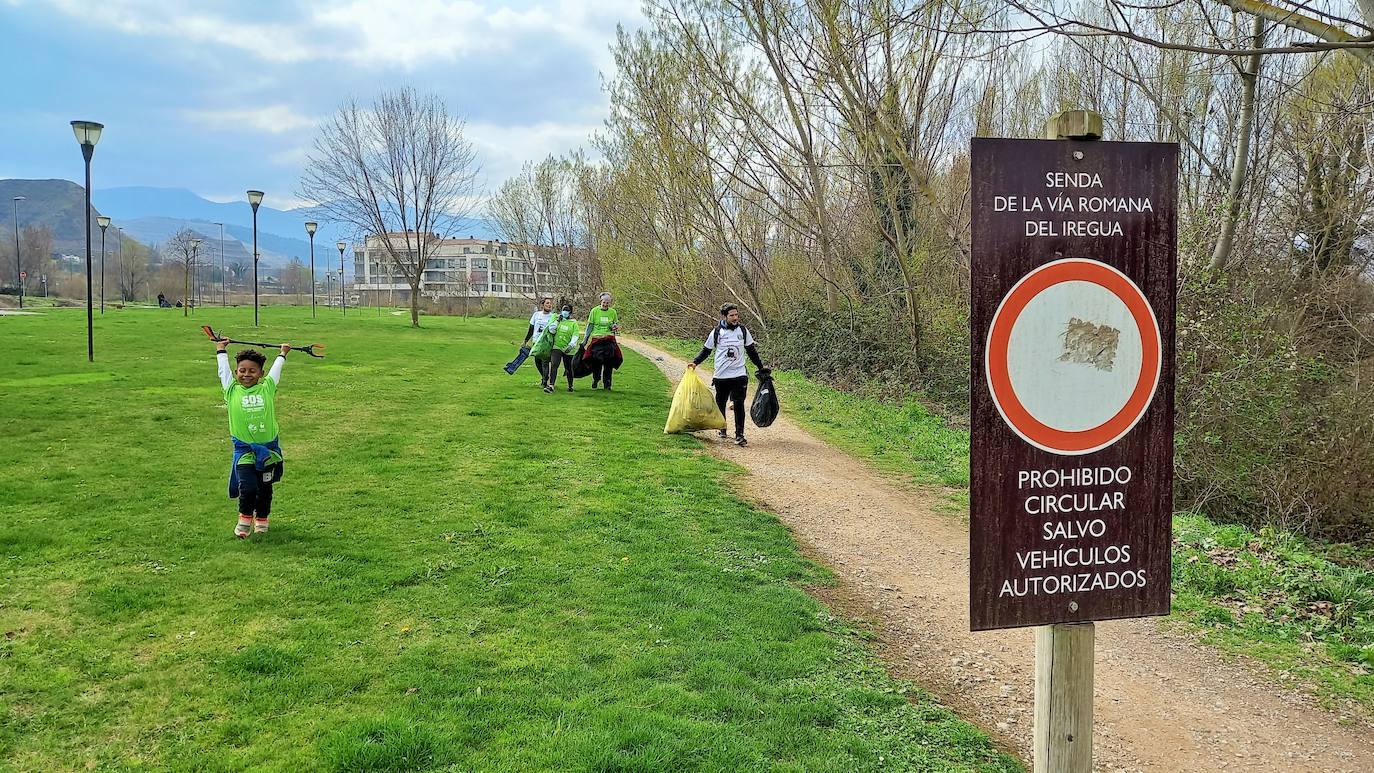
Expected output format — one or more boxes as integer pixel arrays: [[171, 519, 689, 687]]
[[299, 87, 481, 327], [165, 228, 200, 316]]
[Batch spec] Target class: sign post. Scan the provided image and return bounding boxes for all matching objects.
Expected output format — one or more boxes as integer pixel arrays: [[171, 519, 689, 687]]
[[970, 110, 1177, 772]]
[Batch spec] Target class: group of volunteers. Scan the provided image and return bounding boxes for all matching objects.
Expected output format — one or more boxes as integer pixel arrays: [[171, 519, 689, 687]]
[[519, 292, 624, 394], [518, 294, 767, 448], [207, 290, 769, 540]]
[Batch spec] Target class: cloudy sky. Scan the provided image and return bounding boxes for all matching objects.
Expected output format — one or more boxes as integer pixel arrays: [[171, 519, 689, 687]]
[[0, 0, 642, 207]]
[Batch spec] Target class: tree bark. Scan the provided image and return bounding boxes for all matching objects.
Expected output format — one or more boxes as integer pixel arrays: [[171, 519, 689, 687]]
[[1210, 13, 1266, 271]]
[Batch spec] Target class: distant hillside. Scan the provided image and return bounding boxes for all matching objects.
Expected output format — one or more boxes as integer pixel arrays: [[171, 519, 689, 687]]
[[2, 180, 502, 276], [0, 179, 108, 255], [95, 184, 500, 257]]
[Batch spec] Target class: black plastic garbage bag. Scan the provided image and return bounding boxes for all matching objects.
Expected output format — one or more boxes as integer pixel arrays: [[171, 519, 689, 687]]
[[750, 368, 779, 428]]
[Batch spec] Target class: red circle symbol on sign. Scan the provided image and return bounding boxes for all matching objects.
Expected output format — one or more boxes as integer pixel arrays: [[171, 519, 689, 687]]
[[986, 258, 1161, 455]]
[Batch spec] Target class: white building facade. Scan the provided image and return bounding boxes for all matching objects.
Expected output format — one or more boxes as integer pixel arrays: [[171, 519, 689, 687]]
[[353, 234, 567, 305]]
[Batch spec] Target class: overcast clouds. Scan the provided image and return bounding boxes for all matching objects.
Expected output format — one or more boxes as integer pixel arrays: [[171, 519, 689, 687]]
[[0, 0, 641, 207]]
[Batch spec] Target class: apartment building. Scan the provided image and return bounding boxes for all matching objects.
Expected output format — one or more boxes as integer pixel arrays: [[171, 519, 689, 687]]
[[352, 234, 573, 305]]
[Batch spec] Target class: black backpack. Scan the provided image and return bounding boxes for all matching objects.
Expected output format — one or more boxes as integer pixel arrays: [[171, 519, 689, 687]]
[[750, 368, 779, 428]]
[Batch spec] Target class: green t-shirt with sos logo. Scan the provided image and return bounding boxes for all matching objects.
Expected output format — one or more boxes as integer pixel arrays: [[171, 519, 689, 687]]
[[226, 377, 281, 465]]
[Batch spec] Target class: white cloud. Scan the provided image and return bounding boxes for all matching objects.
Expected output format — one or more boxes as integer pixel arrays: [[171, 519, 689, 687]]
[[34, 0, 642, 71], [181, 106, 317, 134], [467, 119, 601, 183], [41, 0, 317, 62]]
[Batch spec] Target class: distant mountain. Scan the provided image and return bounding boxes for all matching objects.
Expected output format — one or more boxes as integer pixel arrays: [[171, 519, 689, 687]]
[[0, 179, 109, 255], [3, 180, 501, 277], [94, 185, 500, 275]]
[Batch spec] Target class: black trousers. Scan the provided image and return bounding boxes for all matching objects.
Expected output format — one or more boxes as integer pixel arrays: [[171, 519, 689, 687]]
[[534, 355, 550, 385], [548, 349, 576, 388], [591, 361, 614, 389], [714, 376, 748, 436], [237, 462, 282, 518]]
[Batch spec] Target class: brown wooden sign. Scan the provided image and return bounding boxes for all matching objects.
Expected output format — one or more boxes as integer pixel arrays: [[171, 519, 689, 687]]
[[970, 138, 1177, 631]]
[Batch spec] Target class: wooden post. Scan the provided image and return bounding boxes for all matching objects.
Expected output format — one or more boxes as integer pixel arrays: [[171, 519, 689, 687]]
[[1034, 623, 1094, 772], [1032, 109, 1103, 773]]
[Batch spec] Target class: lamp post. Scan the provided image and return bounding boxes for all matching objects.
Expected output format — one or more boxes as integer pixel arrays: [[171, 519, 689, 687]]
[[11, 196, 23, 309], [304, 222, 318, 318], [97, 215, 110, 313], [336, 241, 347, 317], [325, 271, 333, 307], [71, 120, 104, 362], [213, 222, 224, 305], [246, 190, 264, 325], [186, 238, 201, 317]]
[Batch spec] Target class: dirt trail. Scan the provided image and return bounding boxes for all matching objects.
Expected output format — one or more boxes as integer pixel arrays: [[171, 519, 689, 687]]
[[626, 338, 1373, 773]]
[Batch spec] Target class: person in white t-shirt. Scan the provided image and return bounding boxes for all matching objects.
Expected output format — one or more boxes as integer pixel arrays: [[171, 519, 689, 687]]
[[688, 303, 767, 447], [522, 296, 555, 387]]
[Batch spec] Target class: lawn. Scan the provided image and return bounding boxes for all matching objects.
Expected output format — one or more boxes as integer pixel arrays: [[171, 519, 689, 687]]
[[0, 307, 1017, 771]]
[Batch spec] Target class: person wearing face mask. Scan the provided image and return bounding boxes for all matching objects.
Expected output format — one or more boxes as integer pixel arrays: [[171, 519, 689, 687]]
[[541, 304, 582, 393], [689, 303, 766, 447]]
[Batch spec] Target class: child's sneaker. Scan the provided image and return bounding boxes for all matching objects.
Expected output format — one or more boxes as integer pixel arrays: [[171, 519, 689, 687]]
[[234, 516, 253, 539], [254, 517, 269, 534], [734, 435, 748, 447]]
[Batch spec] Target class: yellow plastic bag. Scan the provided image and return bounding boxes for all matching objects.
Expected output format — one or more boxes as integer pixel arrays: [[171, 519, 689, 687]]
[[665, 370, 727, 433]]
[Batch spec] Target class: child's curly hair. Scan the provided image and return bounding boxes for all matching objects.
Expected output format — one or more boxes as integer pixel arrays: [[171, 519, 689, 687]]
[[235, 349, 267, 368]]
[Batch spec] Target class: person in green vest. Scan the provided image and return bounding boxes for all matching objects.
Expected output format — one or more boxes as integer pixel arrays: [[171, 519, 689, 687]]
[[541, 304, 583, 393], [215, 337, 291, 539], [582, 291, 623, 390]]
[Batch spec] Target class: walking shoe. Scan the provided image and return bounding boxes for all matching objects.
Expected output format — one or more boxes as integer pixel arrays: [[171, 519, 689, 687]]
[[254, 517, 269, 534], [717, 429, 728, 439], [234, 516, 253, 539], [734, 435, 748, 447], [592, 380, 600, 389], [567, 386, 574, 392], [544, 385, 554, 393]]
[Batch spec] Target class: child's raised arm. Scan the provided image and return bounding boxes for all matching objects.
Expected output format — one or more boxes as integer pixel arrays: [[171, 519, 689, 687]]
[[215, 338, 233, 390], [267, 343, 289, 384]]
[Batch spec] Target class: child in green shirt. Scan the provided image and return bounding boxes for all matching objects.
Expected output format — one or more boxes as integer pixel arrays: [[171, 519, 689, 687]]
[[216, 337, 291, 538]]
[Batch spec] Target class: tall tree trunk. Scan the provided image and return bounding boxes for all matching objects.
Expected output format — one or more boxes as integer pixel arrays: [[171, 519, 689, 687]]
[[1210, 14, 1265, 271]]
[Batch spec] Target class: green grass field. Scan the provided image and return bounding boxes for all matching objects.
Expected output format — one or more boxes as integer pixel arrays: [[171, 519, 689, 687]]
[[0, 307, 1018, 771]]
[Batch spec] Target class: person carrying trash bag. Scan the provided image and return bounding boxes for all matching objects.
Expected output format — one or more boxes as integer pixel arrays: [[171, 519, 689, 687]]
[[689, 303, 767, 447], [578, 291, 623, 390], [506, 296, 554, 381], [541, 304, 582, 393]]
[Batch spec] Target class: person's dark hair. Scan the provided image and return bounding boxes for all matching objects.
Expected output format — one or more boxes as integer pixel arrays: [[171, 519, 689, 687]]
[[719, 303, 738, 317], [235, 349, 267, 368], [562, 304, 573, 313]]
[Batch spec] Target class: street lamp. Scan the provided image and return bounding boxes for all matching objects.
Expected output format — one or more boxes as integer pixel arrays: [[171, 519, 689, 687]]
[[11, 196, 23, 309], [97, 215, 110, 313], [71, 120, 104, 362], [187, 238, 202, 317], [336, 240, 347, 317], [304, 222, 318, 318], [213, 222, 224, 305], [247, 190, 264, 325]]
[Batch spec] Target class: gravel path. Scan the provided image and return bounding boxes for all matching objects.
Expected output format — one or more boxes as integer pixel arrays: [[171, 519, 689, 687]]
[[627, 338, 1374, 773]]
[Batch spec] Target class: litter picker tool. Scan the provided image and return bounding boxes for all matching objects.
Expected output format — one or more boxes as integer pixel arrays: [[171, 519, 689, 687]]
[[202, 325, 326, 358]]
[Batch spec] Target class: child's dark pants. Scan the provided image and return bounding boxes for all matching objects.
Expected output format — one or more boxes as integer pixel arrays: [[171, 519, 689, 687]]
[[237, 462, 282, 518]]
